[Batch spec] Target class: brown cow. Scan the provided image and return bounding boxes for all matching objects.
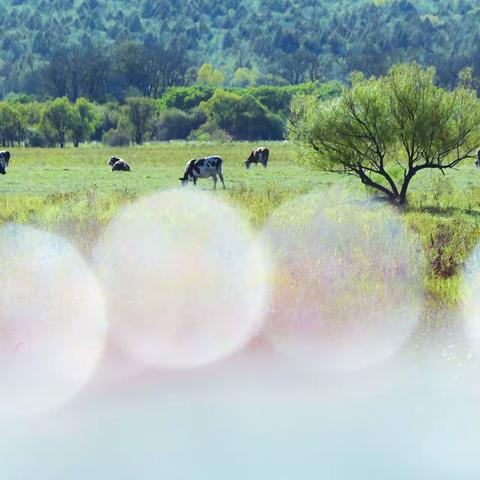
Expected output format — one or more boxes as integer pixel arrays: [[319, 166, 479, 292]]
[[244, 147, 269, 169]]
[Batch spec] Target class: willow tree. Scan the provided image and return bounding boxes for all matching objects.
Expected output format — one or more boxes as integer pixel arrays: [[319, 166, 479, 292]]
[[289, 64, 480, 205]]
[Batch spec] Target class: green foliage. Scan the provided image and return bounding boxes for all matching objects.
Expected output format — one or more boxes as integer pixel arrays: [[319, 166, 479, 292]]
[[112, 41, 189, 99], [102, 128, 131, 147], [155, 108, 206, 141], [1, 0, 480, 97], [42, 97, 75, 148], [25, 127, 52, 148], [290, 63, 480, 204], [157, 86, 216, 111], [0, 102, 23, 147], [232, 68, 260, 87], [245, 83, 340, 115], [188, 122, 233, 142], [125, 97, 156, 144], [0, 82, 339, 146], [201, 90, 285, 140], [197, 64, 224, 86], [70, 98, 99, 147]]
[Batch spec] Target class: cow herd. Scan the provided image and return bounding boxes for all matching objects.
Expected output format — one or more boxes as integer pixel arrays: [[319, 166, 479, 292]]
[[177, 147, 269, 189], [4, 146, 480, 185], [0, 147, 270, 190], [107, 146, 269, 190]]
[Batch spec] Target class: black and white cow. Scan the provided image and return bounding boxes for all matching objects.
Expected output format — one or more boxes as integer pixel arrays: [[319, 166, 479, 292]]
[[0, 151, 10, 175], [108, 156, 131, 172], [475, 149, 480, 167], [179, 156, 225, 190], [244, 147, 269, 169]]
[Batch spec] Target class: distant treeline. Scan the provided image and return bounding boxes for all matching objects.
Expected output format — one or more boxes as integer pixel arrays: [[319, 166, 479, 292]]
[[1, 0, 480, 97], [0, 83, 340, 147]]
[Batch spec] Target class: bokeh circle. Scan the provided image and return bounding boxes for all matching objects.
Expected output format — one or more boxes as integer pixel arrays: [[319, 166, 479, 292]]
[[262, 189, 425, 373], [95, 190, 271, 369], [0, 225, 107, 417]]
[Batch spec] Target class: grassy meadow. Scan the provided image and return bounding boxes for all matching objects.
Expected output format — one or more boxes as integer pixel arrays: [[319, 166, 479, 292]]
[[2, 141, 480, 329], [0, 142, 340, 233]]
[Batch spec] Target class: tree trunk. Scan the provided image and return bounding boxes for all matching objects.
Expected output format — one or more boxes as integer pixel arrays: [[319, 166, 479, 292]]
[[398, 169, 416, 205]]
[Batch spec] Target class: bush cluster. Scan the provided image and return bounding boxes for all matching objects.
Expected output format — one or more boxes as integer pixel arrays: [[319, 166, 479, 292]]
[[0, 82, 340, 147]]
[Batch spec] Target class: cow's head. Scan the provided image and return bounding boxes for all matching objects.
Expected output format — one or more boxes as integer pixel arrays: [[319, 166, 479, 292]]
[[244, 152, 255, 170], [180, 159, 197, 185]]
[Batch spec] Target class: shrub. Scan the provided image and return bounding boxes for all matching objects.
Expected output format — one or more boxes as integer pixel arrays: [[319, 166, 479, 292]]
[[157, 86, 216, 111], [25, 128, 54, 147], [246, 83, 340, 114], [200, 90, 285, 140], [188, 121, 233, 142], [154, 108, 206, 140], [103, 128, 130, 147]]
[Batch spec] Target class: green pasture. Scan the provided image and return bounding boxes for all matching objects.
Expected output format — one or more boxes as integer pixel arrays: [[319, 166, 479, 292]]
[[0, 142, 326, 195], [2, 141, 480, 324], [0, 142, 343, 226]]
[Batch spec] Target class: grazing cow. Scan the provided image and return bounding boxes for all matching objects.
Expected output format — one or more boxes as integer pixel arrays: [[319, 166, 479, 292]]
[[108, 156, 130, 172], [475, 149, 480, 167], [0, 151, 10, 175], [244, 147, 269, 169], [179, 156, 225, 190]]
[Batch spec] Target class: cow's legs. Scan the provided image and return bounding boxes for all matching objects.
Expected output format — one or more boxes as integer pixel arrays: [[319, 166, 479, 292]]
[[212, 174, 218, 190], [193, 177, 198, 186], [218, 172, 225, 189], [217, 164, 225, 189]]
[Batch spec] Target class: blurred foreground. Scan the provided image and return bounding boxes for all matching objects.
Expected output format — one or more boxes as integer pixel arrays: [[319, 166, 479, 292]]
[[1, 189, 480, 478]]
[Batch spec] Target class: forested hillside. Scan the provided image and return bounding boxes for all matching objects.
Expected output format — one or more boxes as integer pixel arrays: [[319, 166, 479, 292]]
[[0, 0, 479, 98]]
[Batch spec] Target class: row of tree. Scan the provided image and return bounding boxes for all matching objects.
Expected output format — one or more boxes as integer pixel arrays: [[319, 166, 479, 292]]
[[19, 39, 337, 103], [0, 83, 339, 147], [21, 41, 192, 102], [0, 97, 97, 148]]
